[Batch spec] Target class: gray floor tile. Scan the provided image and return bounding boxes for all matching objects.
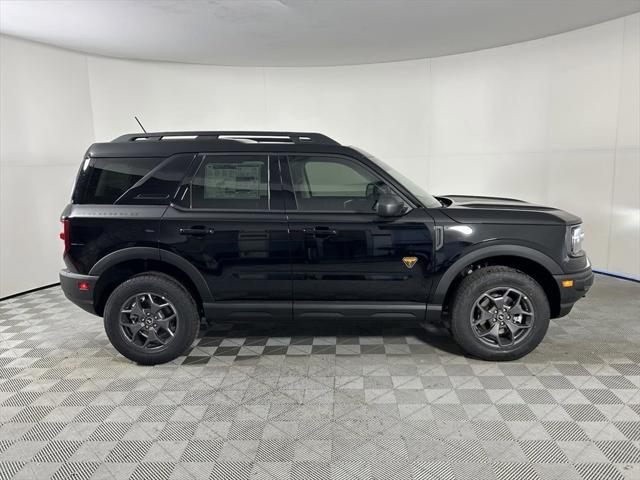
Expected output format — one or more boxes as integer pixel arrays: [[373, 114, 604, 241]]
[[0, 275, 638, 479]]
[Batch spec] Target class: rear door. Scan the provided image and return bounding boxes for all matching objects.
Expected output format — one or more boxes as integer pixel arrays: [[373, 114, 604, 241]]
[[159, 153, 291, 319], [281, 154, 435, 320]]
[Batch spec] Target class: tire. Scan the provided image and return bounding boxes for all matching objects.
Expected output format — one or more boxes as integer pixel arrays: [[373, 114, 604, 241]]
[[104, 273, 200, 365], [449, 266, 550, 361]]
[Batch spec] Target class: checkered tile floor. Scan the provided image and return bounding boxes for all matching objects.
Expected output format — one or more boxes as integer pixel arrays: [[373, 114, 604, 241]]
[[0, 274, 639, 480]]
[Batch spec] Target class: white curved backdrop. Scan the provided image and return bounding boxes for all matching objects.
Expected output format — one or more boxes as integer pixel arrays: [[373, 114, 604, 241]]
[[1, 14, 638, 296]]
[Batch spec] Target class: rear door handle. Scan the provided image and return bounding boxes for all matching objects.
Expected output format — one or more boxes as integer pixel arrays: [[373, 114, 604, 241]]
[[179, 227, 215, 236]]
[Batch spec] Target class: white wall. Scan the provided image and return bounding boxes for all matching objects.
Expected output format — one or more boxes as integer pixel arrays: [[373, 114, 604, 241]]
[[1, 13, 638, 296], [428, 15, 639, 275], [0, 36, 95, 297]]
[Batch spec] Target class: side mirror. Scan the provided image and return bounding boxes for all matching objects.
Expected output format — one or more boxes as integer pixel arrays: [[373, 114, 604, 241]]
[[376, 194, 405, 217]]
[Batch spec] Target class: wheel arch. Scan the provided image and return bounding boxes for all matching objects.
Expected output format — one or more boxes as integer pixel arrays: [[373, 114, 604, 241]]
[[433, 245, 562, 319], [90, 247, 213, 316]]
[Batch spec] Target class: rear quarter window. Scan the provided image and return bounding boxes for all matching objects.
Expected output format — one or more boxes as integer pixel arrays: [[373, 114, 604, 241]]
[[76, 157, 164, 204]]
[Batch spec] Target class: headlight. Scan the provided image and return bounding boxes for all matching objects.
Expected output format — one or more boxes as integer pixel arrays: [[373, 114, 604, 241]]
[[569, 224, 585, 256]]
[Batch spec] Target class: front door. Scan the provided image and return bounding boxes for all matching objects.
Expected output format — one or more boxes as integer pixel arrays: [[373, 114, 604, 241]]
[[160, 153, 291, 320], [280, 154, 435, 320]]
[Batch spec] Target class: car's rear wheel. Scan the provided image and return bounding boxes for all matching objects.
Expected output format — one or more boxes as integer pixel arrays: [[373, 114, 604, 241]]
[[104, 273, 200, 365], [450, 266, 550, 361]]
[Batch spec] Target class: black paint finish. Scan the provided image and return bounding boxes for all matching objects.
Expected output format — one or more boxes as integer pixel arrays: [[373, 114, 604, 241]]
[[60, 131, 593, 324], [286, 210, 434, 304], [159, 207, 291, 302]]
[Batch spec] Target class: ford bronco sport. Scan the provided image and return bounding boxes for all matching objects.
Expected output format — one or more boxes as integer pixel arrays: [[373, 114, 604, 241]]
[[60, 131, 594, 364]]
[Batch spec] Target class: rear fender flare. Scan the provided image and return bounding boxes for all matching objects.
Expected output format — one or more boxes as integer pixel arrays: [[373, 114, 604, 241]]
[[89, 247, 213, 302]]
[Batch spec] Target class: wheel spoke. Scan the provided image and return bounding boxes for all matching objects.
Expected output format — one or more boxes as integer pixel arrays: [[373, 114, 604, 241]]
[[470, 286, 535, 349], [479, 303, 494, 317], [480, 294, 496, 308], [501, 323, 516, 346], [473, 307, 493, 325], [155, 314, 176, 329], [131, 324, 144, 337], [504, 288, 521, 308], [510, 319, 532, 330], [148, 295, 170, 314], [495, 297, 507, 309], [473, 316, 487, 326], [119, 292, 179, 350], [478, 323, 499, 339], [143, 329, 165, 347], [129, 295, 145, 318], [155, 314, 176, 337], [159, 325, 175, 337], [121, 320, 143, 337]]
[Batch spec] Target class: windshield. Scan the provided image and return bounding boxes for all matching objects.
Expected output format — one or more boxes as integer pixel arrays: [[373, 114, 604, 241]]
[[354, 148, 442, 208]]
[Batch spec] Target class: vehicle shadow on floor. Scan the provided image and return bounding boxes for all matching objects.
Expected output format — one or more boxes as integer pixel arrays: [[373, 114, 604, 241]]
[[191, 317, 464, 357]]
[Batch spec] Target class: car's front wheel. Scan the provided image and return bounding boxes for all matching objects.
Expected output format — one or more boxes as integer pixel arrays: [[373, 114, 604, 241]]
[[104, 274, 200, 365], [450, 266, 550, 361]]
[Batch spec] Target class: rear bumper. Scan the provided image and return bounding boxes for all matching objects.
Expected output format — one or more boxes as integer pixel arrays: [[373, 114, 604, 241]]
[[59, 269, 99, 316], [553, 266, 594, 318]]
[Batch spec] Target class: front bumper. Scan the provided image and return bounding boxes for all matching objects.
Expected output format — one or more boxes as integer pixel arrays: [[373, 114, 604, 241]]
[[59, 269, 99, 316], [553, 265, 594, 318]]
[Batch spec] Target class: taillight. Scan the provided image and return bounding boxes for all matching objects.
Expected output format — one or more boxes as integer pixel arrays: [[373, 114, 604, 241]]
[[60, 219, 70, 255]]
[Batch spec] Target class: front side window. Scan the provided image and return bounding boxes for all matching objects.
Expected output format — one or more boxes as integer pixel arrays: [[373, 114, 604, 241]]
[[190, 154, 269, 209], [288, 155, 392, 212], [353, 148, 442, 208]]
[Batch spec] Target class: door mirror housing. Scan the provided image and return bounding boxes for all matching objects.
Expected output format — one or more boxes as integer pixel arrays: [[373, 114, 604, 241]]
[[376, 194, 405, 217]]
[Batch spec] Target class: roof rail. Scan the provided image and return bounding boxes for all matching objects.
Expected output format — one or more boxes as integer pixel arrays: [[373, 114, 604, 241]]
[[112, 131, 340, 146]]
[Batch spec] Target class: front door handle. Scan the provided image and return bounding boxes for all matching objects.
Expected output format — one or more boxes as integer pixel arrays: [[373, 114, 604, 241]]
[[306, 226, 337, 238], [179, 227, 215, 237]]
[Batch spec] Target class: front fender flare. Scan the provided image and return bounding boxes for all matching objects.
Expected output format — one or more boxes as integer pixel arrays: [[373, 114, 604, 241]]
[[430, 244, 562, 306]]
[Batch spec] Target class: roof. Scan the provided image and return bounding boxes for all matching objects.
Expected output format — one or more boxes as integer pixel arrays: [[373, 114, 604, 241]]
[[113, 131, 339, 145], [88, 131, 350, 158]]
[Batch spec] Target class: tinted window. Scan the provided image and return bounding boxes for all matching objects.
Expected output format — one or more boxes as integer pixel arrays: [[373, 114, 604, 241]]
[[81, 157, 163, 204], [289, 155, 391, 212], [115, 154, 194, 205], [354, 148, 442, 208], [190, 155, 270, 210]]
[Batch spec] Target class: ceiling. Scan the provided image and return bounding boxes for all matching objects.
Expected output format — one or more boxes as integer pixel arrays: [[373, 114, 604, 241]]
[[1, 0, 639, 67]]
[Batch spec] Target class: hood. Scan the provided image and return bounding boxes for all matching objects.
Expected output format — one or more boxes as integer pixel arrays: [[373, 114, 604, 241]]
[[438, 195, 582, 225]]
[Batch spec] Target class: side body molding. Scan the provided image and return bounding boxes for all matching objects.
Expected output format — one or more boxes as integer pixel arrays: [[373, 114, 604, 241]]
[[430, 244, 563, 307], [89, 246, 213, 302]]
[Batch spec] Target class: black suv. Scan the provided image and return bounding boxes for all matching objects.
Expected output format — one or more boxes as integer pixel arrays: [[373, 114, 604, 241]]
[[60, 131, 593, 364]]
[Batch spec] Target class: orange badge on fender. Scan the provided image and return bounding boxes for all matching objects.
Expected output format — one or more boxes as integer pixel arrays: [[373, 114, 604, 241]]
[[402, 257, 418, 269]]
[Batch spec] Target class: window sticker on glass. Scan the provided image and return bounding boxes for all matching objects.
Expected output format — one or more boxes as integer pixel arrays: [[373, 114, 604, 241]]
[[204, 162, 262, 199]]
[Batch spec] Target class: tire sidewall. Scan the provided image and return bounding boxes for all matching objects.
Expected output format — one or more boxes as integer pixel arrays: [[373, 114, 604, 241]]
[[104, 275, 199, 364], [451, 269, 550, 361]]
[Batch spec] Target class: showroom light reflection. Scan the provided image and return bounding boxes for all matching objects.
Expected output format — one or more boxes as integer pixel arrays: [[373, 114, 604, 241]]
[[447, 225, 473, 235]]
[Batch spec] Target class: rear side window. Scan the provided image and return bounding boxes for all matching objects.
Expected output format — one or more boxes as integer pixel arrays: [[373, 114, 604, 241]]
[[80, 158, 163, 204], [190, 154, 270, 209]]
